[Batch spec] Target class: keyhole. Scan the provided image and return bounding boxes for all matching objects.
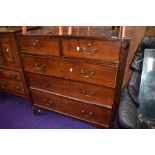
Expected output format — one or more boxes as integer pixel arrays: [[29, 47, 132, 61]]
[[88, 42, 91, 47], [69, 68, 73, 72], [76, 46, 80, 51]]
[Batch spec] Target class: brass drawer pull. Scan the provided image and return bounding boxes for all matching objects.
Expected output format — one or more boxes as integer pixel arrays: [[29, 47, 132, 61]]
[[81, 89, 96, 97], [15, 85, 21, 91], [82, 47, 97, 55], [81, 109, 93, 117], [40, 80, 51, 88], [43, 98, 53, 106], [10, 72, 17, 79], [80, 69, 95, 78], [35, 63, 46, 71]]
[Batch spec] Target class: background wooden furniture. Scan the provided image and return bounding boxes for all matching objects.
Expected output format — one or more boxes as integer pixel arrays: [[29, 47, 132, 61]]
[[17, 27, 130, 128], [0, 27, 29, 98]]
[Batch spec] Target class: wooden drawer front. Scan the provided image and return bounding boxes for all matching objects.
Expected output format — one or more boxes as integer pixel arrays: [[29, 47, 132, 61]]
[[22, 55, 117, 88], [31, 89, 111, 127], [0, 68, 21, 81], [0, 35, 9, 44], [29, 73, 114, 107], [63, 39, 121, 62], [19, 37, 60, 56], [0, 78, 25, 95]]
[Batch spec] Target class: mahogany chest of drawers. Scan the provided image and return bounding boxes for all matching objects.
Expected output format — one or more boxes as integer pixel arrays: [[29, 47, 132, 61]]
[[0, 28, 28, 98], [17, 32, 130, 128]]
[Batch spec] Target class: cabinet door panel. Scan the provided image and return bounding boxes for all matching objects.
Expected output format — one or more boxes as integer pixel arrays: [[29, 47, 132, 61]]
[[0, 34, 18, 68], [1, 44, 14, 63]]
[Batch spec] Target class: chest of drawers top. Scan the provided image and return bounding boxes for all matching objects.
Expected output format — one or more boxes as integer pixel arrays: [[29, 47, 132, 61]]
[[18, 34, 130, 64]]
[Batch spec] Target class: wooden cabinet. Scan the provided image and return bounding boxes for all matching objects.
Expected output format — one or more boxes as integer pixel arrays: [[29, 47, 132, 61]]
[[17, 28, 130, 128], [0, 28, 28, 98]]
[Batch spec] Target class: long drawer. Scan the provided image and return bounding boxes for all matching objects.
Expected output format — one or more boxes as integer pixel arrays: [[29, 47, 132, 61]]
[[0, 78, 25, 95], [28, 72, 114, 107], [22, 55, 118, 88], [31, 89, 111, 127], [63, 38, 121, 62], [18, 36, 60, 56], [0, 68, 22, 81]]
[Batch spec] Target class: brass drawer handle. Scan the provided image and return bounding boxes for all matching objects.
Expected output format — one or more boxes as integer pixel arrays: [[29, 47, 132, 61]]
[[80, 69, 95, 78], [82, 47, 97, 55], [81, 89, 96, 97], [15, 85, 21, 92], [81, 109, 93, 117], [43, 98, 53, 106], [35, 63, 46, 71], [10, 72, 17, 79], [40, 80, 51, 88]]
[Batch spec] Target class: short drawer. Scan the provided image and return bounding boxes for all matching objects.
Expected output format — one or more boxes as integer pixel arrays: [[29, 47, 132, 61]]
[[0, 68, 22, 81], [31, 89, 111, 127], [63, 38, 121, 62], [22, 55, 118, 88], [29, 73, 114, 107], [18, 36, 60, 56], [0, 78, 25, 95]]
